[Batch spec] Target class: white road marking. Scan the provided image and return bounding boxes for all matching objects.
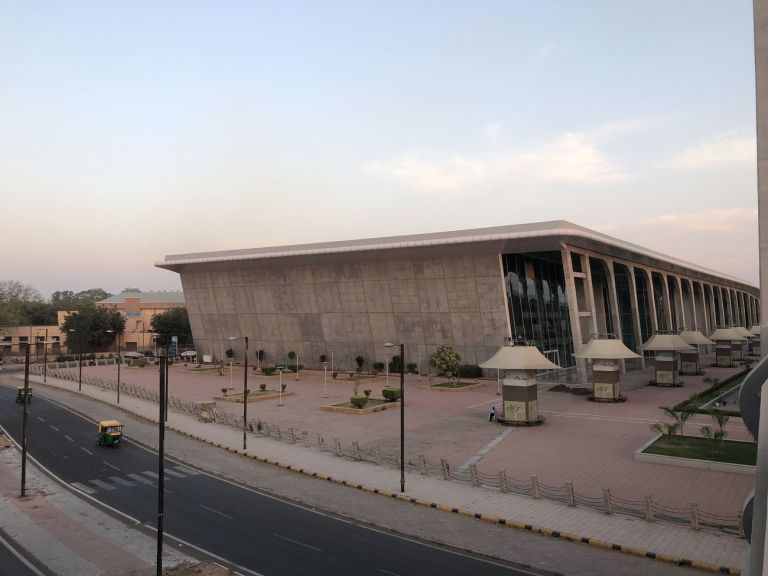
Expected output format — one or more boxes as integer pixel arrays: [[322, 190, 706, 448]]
[[49, 425, 59, 432], [80, 447, 92, 455], [89, 479, 116, 491], [64, 435, 74, 442], [102, 461, 121, 472], [127, 473, 154, 486], [36, 417, 45, 423], [457, 428, 513, 471], [165, 468, 186, 478], [174, 465, 201, 476], [108, 476, 135, 487], [272, 533, 322, 552], [466, 398, 499, 409], [0, 532, 46, 576], [378, 570, 400, 576], [199, 504, 234, 520], [143, 471, 159, 479], [71, 482, 97, 494]]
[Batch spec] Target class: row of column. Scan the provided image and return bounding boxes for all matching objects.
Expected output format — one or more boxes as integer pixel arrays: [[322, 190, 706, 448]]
[[561, 243, 760, 368]]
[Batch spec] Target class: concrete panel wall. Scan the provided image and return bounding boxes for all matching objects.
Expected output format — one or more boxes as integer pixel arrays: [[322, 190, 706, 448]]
[[180, 253, 508, 370]]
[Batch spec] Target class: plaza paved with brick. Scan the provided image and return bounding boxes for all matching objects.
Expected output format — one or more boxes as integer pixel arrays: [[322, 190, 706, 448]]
[[12, 355, 754, 572]]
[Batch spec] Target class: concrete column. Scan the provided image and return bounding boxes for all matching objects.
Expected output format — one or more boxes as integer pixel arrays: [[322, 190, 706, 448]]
[[627, 266, 645, 368], [672, 276, 686, 331], [603, 258, 625, 372], [661, 273, 673, 331], [708, 284, 719, 329], [698, 282, 711, 334], [560, 244, 587, 382], [584, 257, 600, 336]]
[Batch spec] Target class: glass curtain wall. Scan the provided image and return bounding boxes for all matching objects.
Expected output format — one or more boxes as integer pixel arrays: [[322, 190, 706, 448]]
[[651, 272, 668, 331], [613, 264, 636, 351], [589, 259, 615, 336], [502, 252, 574, 368], [633, 269, 653, 345]]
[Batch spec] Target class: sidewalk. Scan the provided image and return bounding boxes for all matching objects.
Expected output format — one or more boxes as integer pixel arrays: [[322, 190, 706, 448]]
[[0, 431, 194, 576], [16, 368, 748, 574]]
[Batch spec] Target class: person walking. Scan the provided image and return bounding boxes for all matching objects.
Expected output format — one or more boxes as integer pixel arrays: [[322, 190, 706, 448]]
[[489, 405, 496, 422]]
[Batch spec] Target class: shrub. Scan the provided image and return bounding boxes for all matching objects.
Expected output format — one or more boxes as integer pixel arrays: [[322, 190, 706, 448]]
[[406, 362, 418, 374], [225, 348, 234, 359], [281, 383, 287, 392], [319, 354, 327, 364], [458, 364, 483, 378], [87, 353, 97, 360], [259, 383, 267, 391], [262, 367, 276, 376], [287, 351, 296, 361], [388, 355, 402, 373], [372, 361, 385, 372], [355, 355, 365, 370], [350, 396, 369, 409], [332, 371, 338, 379], [364, 389, 371, 397], [430, 345, 461, 383], [382, 387, 401, 402]]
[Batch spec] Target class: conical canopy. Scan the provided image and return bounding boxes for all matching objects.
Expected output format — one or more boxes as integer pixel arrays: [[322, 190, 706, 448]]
[[733, 326, 753, 339], [480, 345, 560, 370], [678, 330, 714, 346], [573, 338, 640, 360], [709, 328, 746, 342], [750, 325, 761, 336], [640, 333, 694, 351]]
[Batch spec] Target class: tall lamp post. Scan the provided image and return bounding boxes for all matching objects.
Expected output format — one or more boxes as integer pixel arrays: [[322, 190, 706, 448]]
[[36, 328, 49, 383], [228, 336, 249, 450], [384, 342, 405, 493], [107, 329, 123, 404]]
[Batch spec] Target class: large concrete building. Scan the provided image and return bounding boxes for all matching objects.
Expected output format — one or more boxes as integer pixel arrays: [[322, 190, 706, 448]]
[[156, 221, 759, 375]]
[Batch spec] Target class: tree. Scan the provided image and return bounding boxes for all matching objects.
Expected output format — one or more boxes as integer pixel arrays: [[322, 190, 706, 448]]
[[150, 307, 191, 336], [122, 287, 141, 292], [430, 345, 462, 384], [61, 305, 125, 353], [355, 355, 365, 373], [0, 281, 45, 327], [51, 288, 112, 311], [660, 406, 692, 437], [650, 421, 679, 449]]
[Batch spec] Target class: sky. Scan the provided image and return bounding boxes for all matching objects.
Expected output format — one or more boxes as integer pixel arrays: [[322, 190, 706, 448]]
[[0, 1, 759, 298]]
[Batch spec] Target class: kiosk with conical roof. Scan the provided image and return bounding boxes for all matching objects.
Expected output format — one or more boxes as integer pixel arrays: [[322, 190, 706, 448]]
[[733, 326, 753, 359], [640, 332, 694, 387], [479, 341, 559, 426], [573, 336, 640, 402], [709, 328, 746, 367], [678, 329, 714, 376]]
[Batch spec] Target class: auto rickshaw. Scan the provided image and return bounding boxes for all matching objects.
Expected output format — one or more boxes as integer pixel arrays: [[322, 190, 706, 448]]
[[97, 420, 124, 448], [15, 387, 32, 403]]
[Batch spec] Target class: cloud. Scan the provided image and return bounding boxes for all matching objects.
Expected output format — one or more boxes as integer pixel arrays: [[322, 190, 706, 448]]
[[636, 207, 758, 232], [363, 123, 635, 193], [669, 134, 756, 170], [532, 43, 556, 65]]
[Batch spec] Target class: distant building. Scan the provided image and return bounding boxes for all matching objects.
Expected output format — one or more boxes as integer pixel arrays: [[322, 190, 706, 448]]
[[95, 290, 185, 351], [0, 325, 64, 359], [156, 221, 759, 375]]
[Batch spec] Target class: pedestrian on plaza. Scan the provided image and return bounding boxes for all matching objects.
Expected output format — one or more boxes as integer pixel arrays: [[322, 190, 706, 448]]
[[489, 405, 496, 422]]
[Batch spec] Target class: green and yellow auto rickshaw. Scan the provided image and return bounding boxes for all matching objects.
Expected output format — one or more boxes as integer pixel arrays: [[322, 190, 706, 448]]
[[97, 420, 124, 448], [15, 387, 32, 403]]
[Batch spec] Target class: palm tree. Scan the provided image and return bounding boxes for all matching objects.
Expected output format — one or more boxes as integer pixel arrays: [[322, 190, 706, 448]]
[[651, 421, 679, 449], [660, 406, 693, 437]]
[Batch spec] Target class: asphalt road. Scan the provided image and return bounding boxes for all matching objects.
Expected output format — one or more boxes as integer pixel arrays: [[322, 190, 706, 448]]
[[0, 529, 43, 576], [0, 385, 537, 576]]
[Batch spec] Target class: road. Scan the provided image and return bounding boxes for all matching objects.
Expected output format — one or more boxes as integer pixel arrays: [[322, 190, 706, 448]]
[[0, 384, 536, 576], [0, 529, 44, 576]]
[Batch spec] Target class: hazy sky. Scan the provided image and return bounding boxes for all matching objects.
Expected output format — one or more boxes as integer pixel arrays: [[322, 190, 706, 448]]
[[0, 1, 758, 298]]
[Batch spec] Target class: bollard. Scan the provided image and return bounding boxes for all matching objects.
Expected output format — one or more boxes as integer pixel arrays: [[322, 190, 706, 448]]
[[303, 430, 310, 448], [469, 464, 480, 486], [531, 475, 540, 499], [373, 445, 382, 465], [418, 454, 428, 476], [690, 503, 700, 530], [319, 435, 326, 451], [289, 428, 297, 444], [441, 458, 450, 480], [352, 441, 361, 460], [565, 481, 575, 506], [276, 425, 283, 441], [644, 496, 655, 522], [738, 511, 745, 538], [499, 470, 508, 493], [602, 488, 613, 515], [335, 438, 343, 457]]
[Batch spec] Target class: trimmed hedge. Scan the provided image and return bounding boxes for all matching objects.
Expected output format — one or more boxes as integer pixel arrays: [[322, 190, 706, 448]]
[[458, 364, 482, 378], [350, 396, 369, 408], [382, 387, 401, 402]]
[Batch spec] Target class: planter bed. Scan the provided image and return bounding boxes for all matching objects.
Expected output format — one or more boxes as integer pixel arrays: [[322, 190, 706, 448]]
[[214, 391, 296, 403], [321, 399, 399, 414], [428, 381, 483, 392]]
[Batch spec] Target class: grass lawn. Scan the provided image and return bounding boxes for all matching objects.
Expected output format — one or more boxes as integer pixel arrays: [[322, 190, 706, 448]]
[[432, 381, 477, 388], [644, 435, 756, 465], [333, 398, 389, 409], [673, 371, 745, 416]]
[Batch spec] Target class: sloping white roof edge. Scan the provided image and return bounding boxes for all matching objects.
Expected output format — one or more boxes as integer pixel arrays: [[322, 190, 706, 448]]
[[155, 220, 756, 288]]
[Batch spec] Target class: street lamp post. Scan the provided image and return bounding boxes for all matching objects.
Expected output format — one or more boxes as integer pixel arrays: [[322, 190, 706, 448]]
[[37, 328, 49, 383], [227, 336, 249, 450], [295, 353, 300, 381], [278, 369, 284, 406], [385, 342, 405, 493], [417, 352, 421, 382], [330, 350, 334, 375], [322, 361, 328, 398]]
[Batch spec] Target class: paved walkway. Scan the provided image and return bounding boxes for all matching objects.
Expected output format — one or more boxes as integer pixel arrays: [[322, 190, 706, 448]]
[[12, 366, 750, 574], [0, 430, 193, 575]]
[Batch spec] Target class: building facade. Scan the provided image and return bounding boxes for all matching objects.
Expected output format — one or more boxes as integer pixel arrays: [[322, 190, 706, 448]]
[[156, 221, 759, 374]]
